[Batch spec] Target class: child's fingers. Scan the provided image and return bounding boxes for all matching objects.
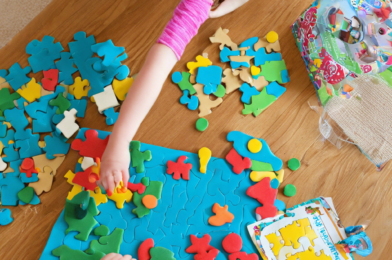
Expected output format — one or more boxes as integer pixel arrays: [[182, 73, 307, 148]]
[[122, 255, 135, 260], [209, 0, 249, 18], [121, 170, 130, 186], [105, 174, 115, 196], [101, 253, 117, 260], [113, 170, 122, 188]]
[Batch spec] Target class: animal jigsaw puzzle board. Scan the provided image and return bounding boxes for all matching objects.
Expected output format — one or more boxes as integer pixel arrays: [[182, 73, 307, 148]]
[[41, 128, 270, 259]]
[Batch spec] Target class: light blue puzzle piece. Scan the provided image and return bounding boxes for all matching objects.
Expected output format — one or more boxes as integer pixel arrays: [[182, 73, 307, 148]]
[[179, 90, 199, 111], [266, 81, 286, 98], [227, 131, 283, 171], [103, 107, 119, 126], [0, 208, 13, 226], [0, 123, 6, 138], [230, 61, 250, 69], [91, 39, 126, 67], [19, 173, 39, 183], [93, 56, 129, 81], [56, 52, 78, 85], [19, 192, 40, 205], [239, 83, 260, 104], [0, 175, 25, 206], [240, 37, 259, 56], [4, 63, 32, 91], [196, 66, 222, 95], [3, 143, 20, 162], [220, 47, 240, 62], [43, 134, 71, 159], [15, 132, 43, 158], [274, 199, 286, 211], [4, 107, 29, 140], [253, 47, 282, 66], [281, 69, 290, 84], [52, 113, 65, 125], [32, 106, 57, 133], [0, 129, 15, 148], [70, 98, 87, 118], [4, 160, 23, 177], [0, 69, 8, 78]]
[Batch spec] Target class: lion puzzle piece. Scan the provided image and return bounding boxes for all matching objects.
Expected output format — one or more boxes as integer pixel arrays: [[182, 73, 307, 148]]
[[208, 203, 235, 226], [64, 191, 99, 241], [246, 177, 278, 219], [185, 234, 220, 260], [166, 155, 193, 181], [130, 141, 152, 173], [209, 27, 238, 50], [42, 69, 59, 91], [194, 83, 223, 117], [132, 180, 163, 218], [71, 129, 109, 159]]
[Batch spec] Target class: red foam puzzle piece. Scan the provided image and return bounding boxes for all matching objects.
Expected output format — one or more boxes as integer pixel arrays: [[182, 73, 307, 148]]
[[127, 182, 146, 195], [20, 158, 38, 178], [72, 167, 99, 191], [138, 238, 154, 260], [225, 148, 251, 174], [222, 233, 242, 254], [71, 129, 109, 159], [42, 69, 59, 91], [246, 177, 277, 219], [229, 252, 259, 260], [166, 155, 192, 181], [186, 234, 219, 260]]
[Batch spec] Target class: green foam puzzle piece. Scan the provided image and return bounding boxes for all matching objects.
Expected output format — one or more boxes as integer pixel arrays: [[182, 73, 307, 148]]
[[132, 180, 163, 218], [93, 225, 109, 236], [64, 191, 99, 241], [255, 60, 287, 84], [130, 141, 152, 173], [52, 245, 105, 260], [213, 84, 226, 98], [141, 176, 150, 186], [176, 72, 196, 95], [49, 93, 71, 114], [242, 88, 277, 117], [17, 186, 34, 204], [0, 88, 20, 115], [89, 227, 124, 255], [250, 160, 274, 172], [150, 247, 176, 260]]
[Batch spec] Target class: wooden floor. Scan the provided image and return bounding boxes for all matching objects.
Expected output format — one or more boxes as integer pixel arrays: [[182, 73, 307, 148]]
[[0, 0, 389, 259]]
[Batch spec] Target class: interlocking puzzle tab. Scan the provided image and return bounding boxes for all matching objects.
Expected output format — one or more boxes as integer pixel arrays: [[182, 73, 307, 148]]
[[71, 129, 109, 159], [166, 155, 193, 180], [130, 141, 152, 173]]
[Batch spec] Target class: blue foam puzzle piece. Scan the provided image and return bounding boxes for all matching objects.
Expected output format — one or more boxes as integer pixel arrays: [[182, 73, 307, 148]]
[[0, 123, 6, 138], [227, 131, 283, 171], [15, 132, 43, 158], [52, 113, 65, 125], [32, 106, 57, 133], [172, 71, 183, 84], [4, 63, 32, 91], [26, 35, 64, 73], [179, 90, 199, 111], [3, 143, 20, 162], [93, 55, 129, 81], [15, 97, 28, 109], [265, 81, 286, 98], [196, 66, 222, 95], [281, 69, 290, 84], [4, 107, 29, 140], [70, 98, 87, 118], [83, 57, 111, 97], [0, 129, 15, 148], [0, 175, 25, 205], [91, 39, 126, 67], [5, 160, 23, 177], [43, 134, 70, 159], [220, 47, 240, 62], [253, 48, 282, 67], [0, 208, 13, 226], [240, 37, 259, 56], [274, 199, 286, 211], [103, 107, 119, 126], [230, 61, 250, 69], [19, 173, 39, 183], [239, 83, 260, 104], [20, 192, 40, 205], [56, 52, 78, 85], [0, 69, 8, 78]]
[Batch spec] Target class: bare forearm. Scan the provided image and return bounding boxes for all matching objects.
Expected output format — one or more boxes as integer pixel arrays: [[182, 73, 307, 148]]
[[109, 43, 177, 147]]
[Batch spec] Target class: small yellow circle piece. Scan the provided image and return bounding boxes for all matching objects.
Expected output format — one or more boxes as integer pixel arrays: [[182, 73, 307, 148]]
[[266, 31, 279, 43], [248, 139, 262, 153]]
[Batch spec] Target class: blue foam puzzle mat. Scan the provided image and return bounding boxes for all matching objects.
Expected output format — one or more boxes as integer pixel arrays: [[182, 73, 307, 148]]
[[41, 128, 267, 259]]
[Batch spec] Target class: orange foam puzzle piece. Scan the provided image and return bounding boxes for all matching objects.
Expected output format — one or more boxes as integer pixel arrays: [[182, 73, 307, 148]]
[[208, 203, 234, 226]]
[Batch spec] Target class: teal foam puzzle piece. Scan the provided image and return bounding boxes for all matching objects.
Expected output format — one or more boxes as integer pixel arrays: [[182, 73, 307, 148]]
[[0, 129, 15, 148], [265, 81, 286, 98], [0, 175, 25, 206], [180, 90, 199, 111], [172, 71, 196, 95], [56, 52, 78, 85], [196, 66, 223, 95], [43, 133, 71, 159], [91, 39, 125, 67], [4, 63, 32, 91], [239, 83, 260, 104], [220, 47, 240, 62], [3, 143, 20, 162], [15, 132, 43, 159], [0, 208, 13, 226], [103, 107, 119, 126]]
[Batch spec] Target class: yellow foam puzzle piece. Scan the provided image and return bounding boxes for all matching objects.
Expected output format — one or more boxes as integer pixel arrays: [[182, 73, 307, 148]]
[[78, 157, 84, 164], [265, 232, 284, 256], [16, 78, 41, 103], [251, 66, 261, 76], [275, 168, 284, 183], [266, 31, 279, 43], [187, 54, 212, 74], [248, 138, 262, 153], [65, 170, 76, 185], [67, 185, 83, 200], [279, 222, 306, 249], [89, 187, 108, 206], [112, 77, 134, 101], [69, 77, 90, 99], [108, 186, 133, 209], [250, 171, 277, 182], [198, 147, 211, 174]]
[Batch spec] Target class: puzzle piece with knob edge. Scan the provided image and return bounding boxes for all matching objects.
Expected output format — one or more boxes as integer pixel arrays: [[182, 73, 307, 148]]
[[166, 155, 193, 181], [42, 69, 59, 91], [130, 141, 152, 173]]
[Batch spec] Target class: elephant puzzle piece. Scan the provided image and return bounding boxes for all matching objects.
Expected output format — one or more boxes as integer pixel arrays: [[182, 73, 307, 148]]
[[130, 141, 152, 173], [64, 191, 99, 241], [194, 83, 223, 117], [246, 177, 277, 219], [208, 203, 234, 226], [56, 108, 79, 139], [185, 234, 220, 260], [71, 129, 109, 159], [166, 155, 193, 181]]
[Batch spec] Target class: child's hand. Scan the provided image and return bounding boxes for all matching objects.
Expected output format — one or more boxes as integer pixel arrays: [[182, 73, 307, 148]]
[[101, 253, 136, 260], [99, 140, 130, 196], [210, 0, 249, 18]]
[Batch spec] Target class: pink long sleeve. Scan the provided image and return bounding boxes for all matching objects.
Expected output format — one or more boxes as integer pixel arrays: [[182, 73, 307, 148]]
[[157, 0, 213, 60]]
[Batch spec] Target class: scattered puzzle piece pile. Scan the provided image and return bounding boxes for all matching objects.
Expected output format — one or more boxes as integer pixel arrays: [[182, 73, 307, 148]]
[[0, 32, 134, 224], [172, 28, 290, 130]]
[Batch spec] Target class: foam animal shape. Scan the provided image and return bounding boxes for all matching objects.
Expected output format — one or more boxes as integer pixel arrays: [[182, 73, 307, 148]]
[[210, 27, 238, 50], [194, 83, 223, 117]]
